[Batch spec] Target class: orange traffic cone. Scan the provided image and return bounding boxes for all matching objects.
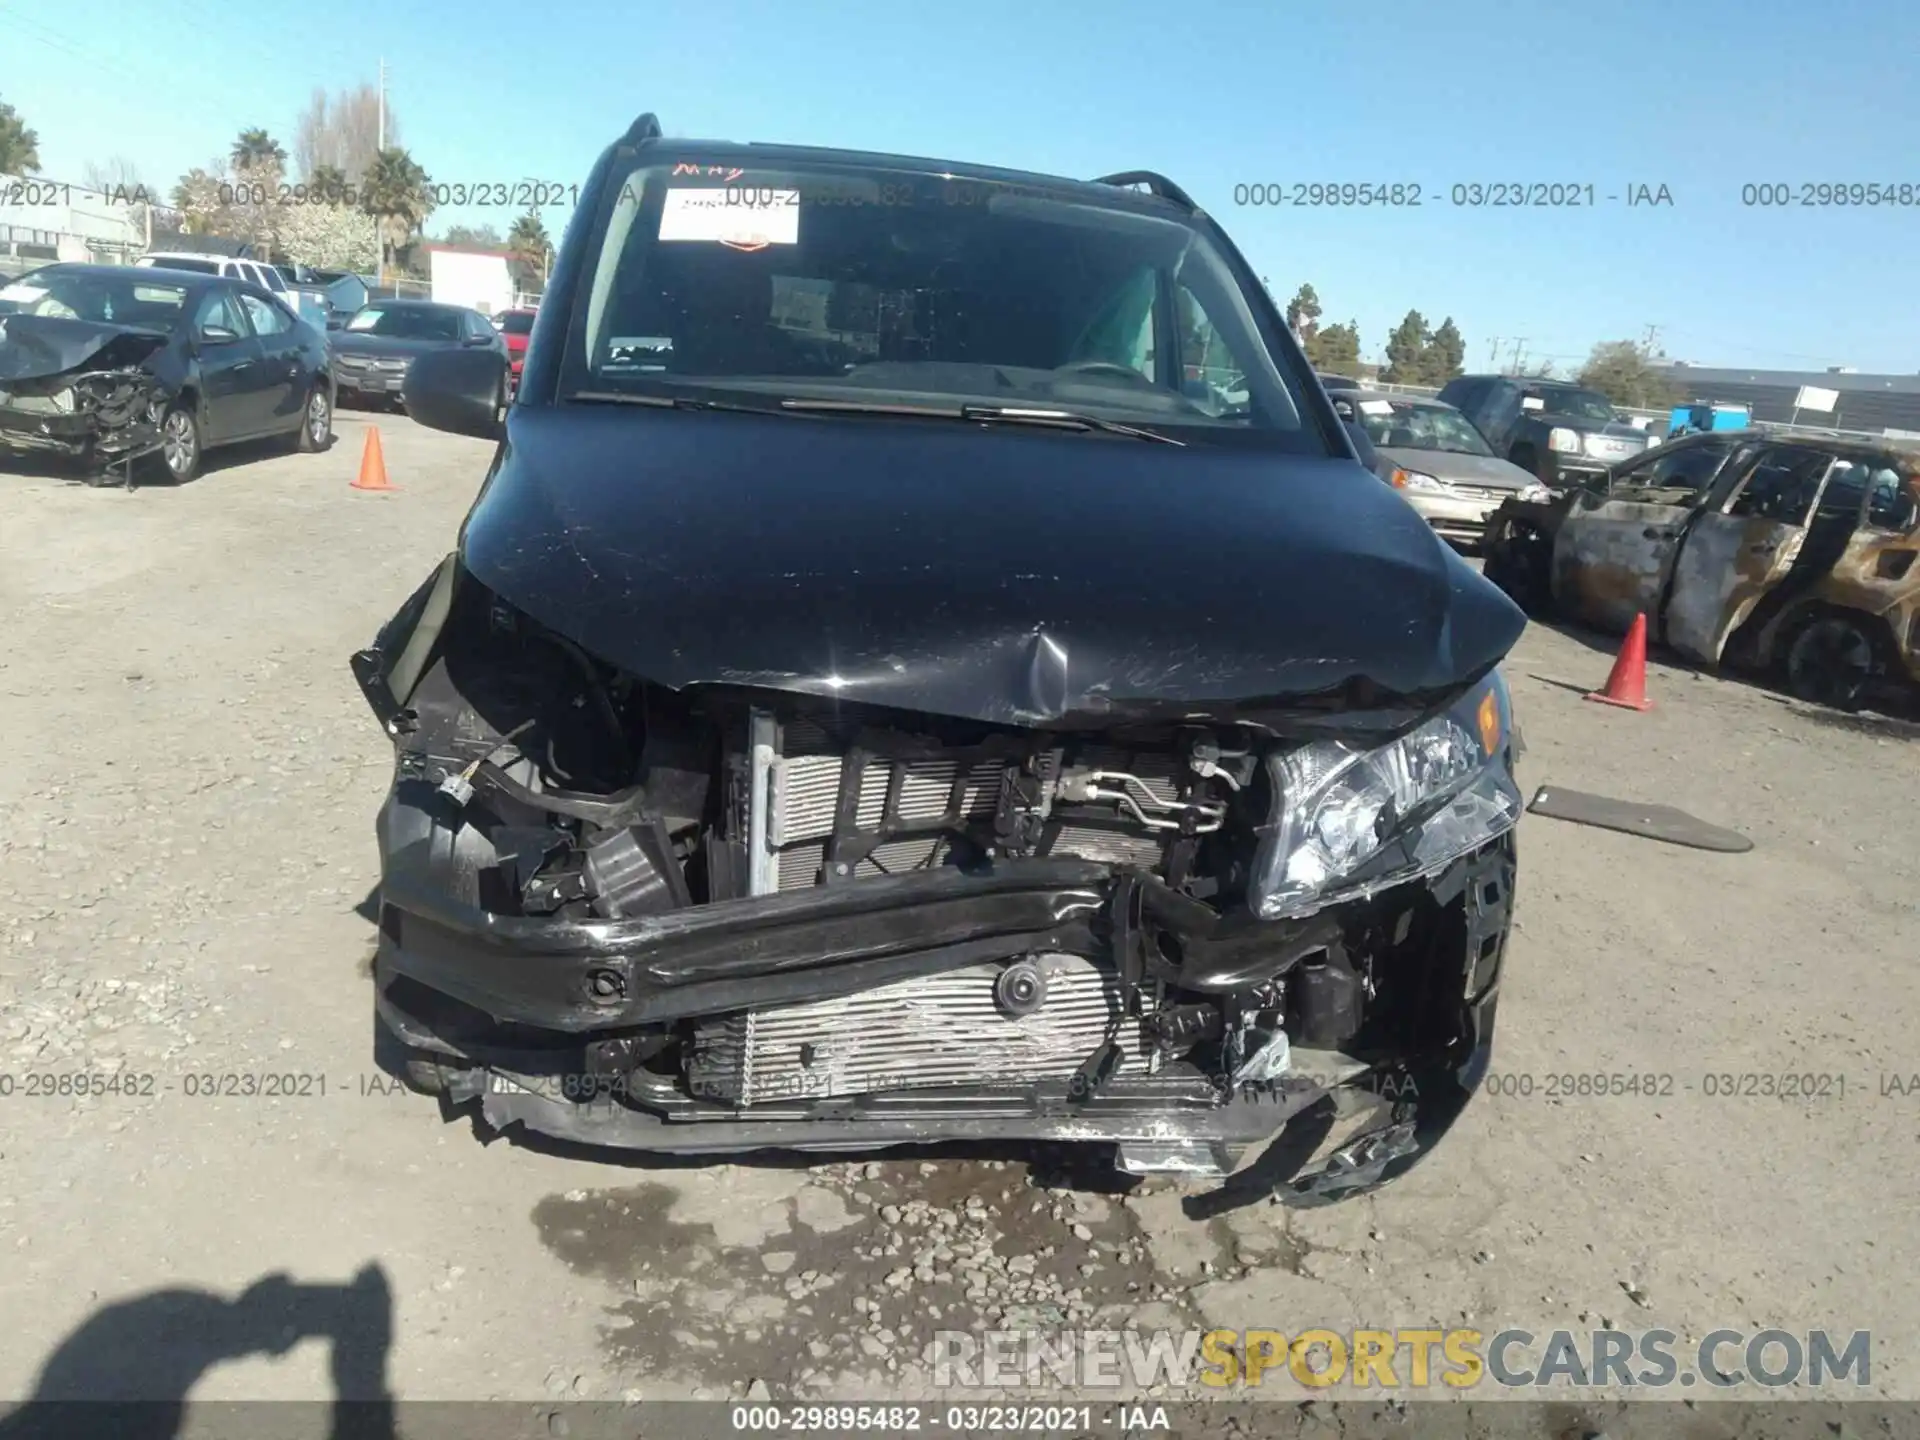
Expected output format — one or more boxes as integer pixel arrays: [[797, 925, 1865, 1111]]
[[1585, 612, 1653, 711], [351, 426, 398, 492]]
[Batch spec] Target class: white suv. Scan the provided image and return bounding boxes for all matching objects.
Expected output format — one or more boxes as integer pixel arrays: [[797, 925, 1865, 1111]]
[[136, 252, 297, 309]]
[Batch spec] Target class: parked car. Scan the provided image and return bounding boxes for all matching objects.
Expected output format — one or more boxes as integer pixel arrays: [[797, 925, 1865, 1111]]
[[328, 299, 507, 409], [493, 306, 536, 393], [353, 114, 1527, 1204], [1482, 429, 1920, 708], [1436, 374, 1656, 490], [1330, 389, 1551, 546], [0, 263, 334, 483], [137, 251, 300, 314]]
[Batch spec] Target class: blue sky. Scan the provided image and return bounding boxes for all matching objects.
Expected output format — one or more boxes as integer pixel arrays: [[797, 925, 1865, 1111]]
[[5, 0, 1914, 373]]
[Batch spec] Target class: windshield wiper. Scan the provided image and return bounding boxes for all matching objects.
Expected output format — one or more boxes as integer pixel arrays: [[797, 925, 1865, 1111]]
[[780, 397, 1184, 446], [569, 390, 789, 417]]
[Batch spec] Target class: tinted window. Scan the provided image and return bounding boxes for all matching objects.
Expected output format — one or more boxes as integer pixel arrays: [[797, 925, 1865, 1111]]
[[344, 305, 463, 341], [1727, 449, 1832, 522], [1526, 386, 1617, 423], [571, 162, 1318, 449], [498, 311, 536, 335], [239, 292, 291, 336]]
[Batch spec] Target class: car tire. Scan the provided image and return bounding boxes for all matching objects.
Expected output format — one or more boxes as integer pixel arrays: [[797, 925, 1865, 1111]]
[[1782, 611, 1880, 711], [155, 401, 203, 484], [295, 382, 332, 453]]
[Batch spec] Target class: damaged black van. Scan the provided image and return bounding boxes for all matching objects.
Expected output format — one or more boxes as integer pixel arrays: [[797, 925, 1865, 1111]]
[[352, 115, 1528, 1204]]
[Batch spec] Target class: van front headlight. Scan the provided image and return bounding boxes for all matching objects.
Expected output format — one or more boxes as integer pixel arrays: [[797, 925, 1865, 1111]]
[[1248, 674, 1523, 920]]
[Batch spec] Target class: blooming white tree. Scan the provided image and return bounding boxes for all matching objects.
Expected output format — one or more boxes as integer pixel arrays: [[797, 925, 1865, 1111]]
[[277, 199, 378, 272]]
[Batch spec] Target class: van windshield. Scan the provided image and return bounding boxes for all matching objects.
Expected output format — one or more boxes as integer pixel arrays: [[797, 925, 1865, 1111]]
[[564, 160, 1322, 450]]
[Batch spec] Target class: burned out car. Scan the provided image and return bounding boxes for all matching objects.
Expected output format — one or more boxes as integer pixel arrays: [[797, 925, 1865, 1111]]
[[351, 114, 1529, 1202], [1484, 429, 1920, 708], [0, 264, 334, 482]]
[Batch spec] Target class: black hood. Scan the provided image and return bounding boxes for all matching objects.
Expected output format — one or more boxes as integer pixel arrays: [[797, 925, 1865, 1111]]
[[330, 332, 462, 359], [0, 314, 170, 388], [458, 406, 1527, 734]]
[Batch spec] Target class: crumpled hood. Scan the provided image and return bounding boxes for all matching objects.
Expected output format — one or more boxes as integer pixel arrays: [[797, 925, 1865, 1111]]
[[0, 314, 169, 389], [459, 405, 1527, 732]]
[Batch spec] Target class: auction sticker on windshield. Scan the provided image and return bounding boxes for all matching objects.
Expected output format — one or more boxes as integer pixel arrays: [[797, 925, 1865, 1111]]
[[1358, 399, 1394, 416], [659, 186, 799, 250]]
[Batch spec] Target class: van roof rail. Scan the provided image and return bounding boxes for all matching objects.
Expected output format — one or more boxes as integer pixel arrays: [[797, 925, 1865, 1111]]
[[1091, 171, 1196, 209], [625, 113, 664, 144]]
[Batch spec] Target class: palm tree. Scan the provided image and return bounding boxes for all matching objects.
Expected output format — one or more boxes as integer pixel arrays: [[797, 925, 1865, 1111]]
[[506, 207, 551, 292], [307, 163, 351, 204], [0, 98, 41, 174], [231, 128, 287, 173], [359, 146, 436, 274]]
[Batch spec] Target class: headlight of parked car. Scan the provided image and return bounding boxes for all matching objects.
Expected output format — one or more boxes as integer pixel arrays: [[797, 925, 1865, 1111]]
[[1516, 483, 1554, 502], [1547, 427, 1582, 454], [1390, 467, 1445, 492], [1248, 674, 1524, 921]]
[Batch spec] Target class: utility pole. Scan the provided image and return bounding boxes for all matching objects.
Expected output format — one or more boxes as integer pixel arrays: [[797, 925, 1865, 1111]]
[[1641, 323, 1662, 356], [375, 57, 388, 287], [1488, 337, 1503, 367], [1507, 338, 1530, 374]]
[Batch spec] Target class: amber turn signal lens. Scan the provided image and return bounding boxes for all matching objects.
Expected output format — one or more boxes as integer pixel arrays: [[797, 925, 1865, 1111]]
[[1477, 690, 1501, 756]]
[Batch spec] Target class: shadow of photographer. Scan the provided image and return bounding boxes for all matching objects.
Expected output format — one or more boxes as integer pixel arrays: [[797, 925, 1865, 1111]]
[[0, 1262, 394, 1440]]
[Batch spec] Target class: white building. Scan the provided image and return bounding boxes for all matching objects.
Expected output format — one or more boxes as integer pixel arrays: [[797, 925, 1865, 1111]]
[[0, 174, 148, 270], [425, 244, 514, 315]]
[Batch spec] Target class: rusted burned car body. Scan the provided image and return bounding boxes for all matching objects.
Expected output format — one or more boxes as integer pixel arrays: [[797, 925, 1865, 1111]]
[[1484, 430, 1920, 704]]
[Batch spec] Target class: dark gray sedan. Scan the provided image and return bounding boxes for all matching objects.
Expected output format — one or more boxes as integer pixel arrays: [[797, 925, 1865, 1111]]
[[329, 299, 508, 409], [1331, 389, 1553, 545]]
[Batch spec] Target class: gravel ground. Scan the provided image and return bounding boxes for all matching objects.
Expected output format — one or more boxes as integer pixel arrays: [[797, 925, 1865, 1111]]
[[2, 414, 1916, 1421]]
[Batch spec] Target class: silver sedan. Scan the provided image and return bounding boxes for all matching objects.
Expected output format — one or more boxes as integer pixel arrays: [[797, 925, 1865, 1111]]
[[1334, 390, 1553, 546]]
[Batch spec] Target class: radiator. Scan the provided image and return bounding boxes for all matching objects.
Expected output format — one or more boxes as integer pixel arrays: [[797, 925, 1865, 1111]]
[[685, 953, 1154, 1105]]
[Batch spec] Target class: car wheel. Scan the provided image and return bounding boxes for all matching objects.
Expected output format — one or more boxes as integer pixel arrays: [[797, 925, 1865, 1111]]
[[296, 383, 332, 453], [157, 402, 202, 483], [1783, 612, 1879, 711]]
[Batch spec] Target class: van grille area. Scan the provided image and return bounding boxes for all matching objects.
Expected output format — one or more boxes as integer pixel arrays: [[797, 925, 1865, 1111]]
[[763, 720, 1179, 890], [685, 954, 1154, 1106]]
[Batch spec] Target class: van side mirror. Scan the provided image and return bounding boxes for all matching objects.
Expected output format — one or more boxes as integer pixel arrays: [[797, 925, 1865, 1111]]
[[403, 346, 507, 440]]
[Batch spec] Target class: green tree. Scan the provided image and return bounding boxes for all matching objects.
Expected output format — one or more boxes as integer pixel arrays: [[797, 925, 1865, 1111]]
[[307, 163, 350, 200], [507, 207, 552, 291], [1309, 320, 1362, 374], [1577, 340, 1680, 409], [231, 128, 287, 173], [359, 146, 436, 273], [1381, 310, 1432, 384], [0, 98, 41, 174], [1285, 283, 1322, 342], [441, 223, 504, 248], [1425, 317, 1466, 384], [171, 166, 230, 235]]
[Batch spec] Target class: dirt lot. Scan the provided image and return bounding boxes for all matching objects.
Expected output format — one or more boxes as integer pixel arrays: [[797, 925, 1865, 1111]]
[[2, 414, 1916, 1420]]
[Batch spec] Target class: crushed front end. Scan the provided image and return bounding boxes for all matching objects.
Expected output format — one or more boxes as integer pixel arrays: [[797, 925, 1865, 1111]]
[[0, 318, 170, 472], [354, 559, 1524, 1204]]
